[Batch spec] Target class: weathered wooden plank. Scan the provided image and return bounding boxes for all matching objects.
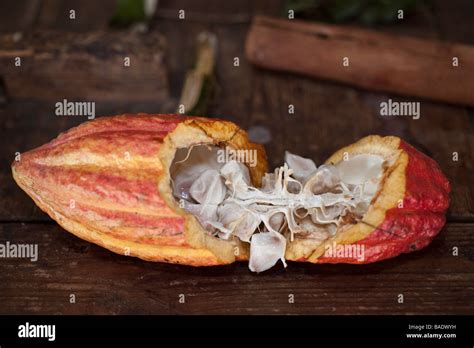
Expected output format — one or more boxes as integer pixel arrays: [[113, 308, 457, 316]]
[[0, 0, 42, 33], [0, 30, 169, 102], [36, 0, 116, 32], [245, 16, 474, 107], [0, 0, 473, 319], [0, 0, 116, 33], [155, 0, 283, 118], [0, 222, 471, 314]]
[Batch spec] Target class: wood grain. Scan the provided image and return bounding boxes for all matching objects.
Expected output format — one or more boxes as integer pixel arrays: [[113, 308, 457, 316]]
[[0, 222, 471, 314], [245, 16, 474, 106], [0, 0, 116, 33], [0, 30, 169, 101], [0, 0, 473, 316]]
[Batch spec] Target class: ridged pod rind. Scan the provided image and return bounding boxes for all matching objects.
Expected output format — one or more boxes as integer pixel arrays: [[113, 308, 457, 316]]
[[310, 136, 450, 264], [12, 115, 450, 266], [12, 114, 267, 265]]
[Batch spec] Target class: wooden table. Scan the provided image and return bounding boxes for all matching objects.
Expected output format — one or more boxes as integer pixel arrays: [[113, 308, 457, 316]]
[[0, 0, 473, 314]]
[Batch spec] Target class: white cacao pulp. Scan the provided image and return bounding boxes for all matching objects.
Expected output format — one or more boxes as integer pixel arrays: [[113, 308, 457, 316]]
[[171, 145, 385, 272]]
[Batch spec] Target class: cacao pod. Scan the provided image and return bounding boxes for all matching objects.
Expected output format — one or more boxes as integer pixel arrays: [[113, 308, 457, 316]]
[[12, 114, 450, 269]]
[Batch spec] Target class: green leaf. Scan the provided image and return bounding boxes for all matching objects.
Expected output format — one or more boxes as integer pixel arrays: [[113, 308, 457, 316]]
[[110, 0, 146, 27]]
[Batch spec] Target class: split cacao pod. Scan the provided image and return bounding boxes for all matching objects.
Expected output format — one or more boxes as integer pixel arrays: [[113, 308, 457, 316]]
[[12, 114, 450, 267]]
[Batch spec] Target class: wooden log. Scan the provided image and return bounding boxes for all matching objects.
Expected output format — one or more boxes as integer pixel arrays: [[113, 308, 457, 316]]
[[245, 16, 474, 106], [0, 30, 169, 102]]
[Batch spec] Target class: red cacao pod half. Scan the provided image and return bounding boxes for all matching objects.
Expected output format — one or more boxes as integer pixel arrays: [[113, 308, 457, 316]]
[[12, 114, 450, 271]]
